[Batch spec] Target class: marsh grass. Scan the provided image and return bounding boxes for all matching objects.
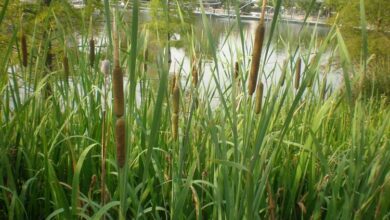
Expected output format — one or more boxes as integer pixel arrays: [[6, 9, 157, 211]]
[[0, 0, 389, 219]]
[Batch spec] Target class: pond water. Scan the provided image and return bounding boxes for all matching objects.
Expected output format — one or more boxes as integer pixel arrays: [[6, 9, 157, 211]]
[[81, 10, 342, 107], [8, 9, 342, 110], [148, 11, 338, 92]]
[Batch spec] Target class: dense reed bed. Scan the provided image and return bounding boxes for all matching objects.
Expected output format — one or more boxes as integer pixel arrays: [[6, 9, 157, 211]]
[[1, 0, 389, 219]]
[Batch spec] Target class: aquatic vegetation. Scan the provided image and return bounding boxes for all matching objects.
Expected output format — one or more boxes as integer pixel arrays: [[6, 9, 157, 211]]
[[0, 0, 389, 219]]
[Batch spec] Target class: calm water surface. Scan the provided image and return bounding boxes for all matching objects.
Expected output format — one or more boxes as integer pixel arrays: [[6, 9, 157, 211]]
[[89, 11, 341, 105]]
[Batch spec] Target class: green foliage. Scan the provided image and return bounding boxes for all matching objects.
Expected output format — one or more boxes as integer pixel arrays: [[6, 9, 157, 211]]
[[335, 0, 390, 30], [295, 0, 321, 15], [354, 57, 390, 101], [323, 0, 345, 11], [1, 0, 390, 219], [0, 0, 81, 49], [147, 0, 194, 46]]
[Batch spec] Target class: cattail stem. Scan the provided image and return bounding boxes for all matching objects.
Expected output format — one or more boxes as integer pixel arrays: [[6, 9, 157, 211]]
[[101, 110, 107, 205], [21, 33, 28, 67], [113, 16, 120, 68], [100, 59, 110, 208], [255, 82, 264, 114], [267, 182, 276, 220], [172, 114, 179, 141], [260, 0, 268, 25], [295, 58, 301, 90]]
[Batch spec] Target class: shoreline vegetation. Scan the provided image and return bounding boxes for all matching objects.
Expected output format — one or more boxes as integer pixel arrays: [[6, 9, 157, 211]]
[[1, 0, 389, 219]]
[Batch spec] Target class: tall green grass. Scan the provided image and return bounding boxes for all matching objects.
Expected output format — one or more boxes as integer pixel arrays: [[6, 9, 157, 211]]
[[0, 0, 389, 219]]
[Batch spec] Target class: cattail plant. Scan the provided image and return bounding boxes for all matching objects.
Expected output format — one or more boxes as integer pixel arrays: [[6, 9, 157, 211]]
[[255, 82, 264, 114], [44, 39, 53, 97], [248, 0, 267, 96], [21, 33, 28, 67], [100, 59, 110, 206], [112, 12, 128, 218], [89, 38, 95, 68], [113, 30, 124, 117], [115, 118, 126, 168], [63, 55, 69, 81], [280, 59, 288, 86], [191, 59, 199, 87], [46, 41, 54, 71], [171, 74, 180, 141], [171, 74, 177, 94], [88, 175, 97, 199], [112, 12, 125, 168], [234, 61, 239, 79], [168, 47, 172, 69], [307, 55, 317, 88], [143, 48, 148, 73], [191, 57, 199, 108], [233, 61, 241, 109], [295, 58, 301, 90], [113, 65, 124, 117]]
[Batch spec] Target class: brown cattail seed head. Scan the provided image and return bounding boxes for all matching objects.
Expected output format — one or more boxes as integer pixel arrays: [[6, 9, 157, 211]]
[[171, 75, 180, 140], [295, 58, 301, 90], [248, 23, 265, 96], [255, 82, 264, 114], [144, 48, 148, 73], [115, 117, 126, 168], [63, 56, 69, 80], [100, 59, 110, 76], [89, 38, 95, 67], [234, 61, 239, 79], [192, 61, 199, 87], [45, 41, 53, 71], [171, 75, 177, 94], [113, 65, 124, 117], [168, 48, 172, 66], [21, 34, 28, 67]]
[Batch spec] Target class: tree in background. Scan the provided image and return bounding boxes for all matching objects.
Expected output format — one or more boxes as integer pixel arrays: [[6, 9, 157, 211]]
[[337, 0, 389, 31], [147, 0, 194, 46], [295, 0, 322, 15], [328, 0, 390, 99], [328, 0, 389, 59]]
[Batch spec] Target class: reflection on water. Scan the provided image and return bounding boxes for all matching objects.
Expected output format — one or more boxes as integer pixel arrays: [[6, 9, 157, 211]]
[[89, 11, 341, 106], [7, 10, 343, 110], [164, 14, 340, 92]]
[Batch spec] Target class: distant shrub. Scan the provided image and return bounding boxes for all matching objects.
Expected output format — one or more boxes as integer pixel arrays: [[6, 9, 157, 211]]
[[353, 57, 390, 102]]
